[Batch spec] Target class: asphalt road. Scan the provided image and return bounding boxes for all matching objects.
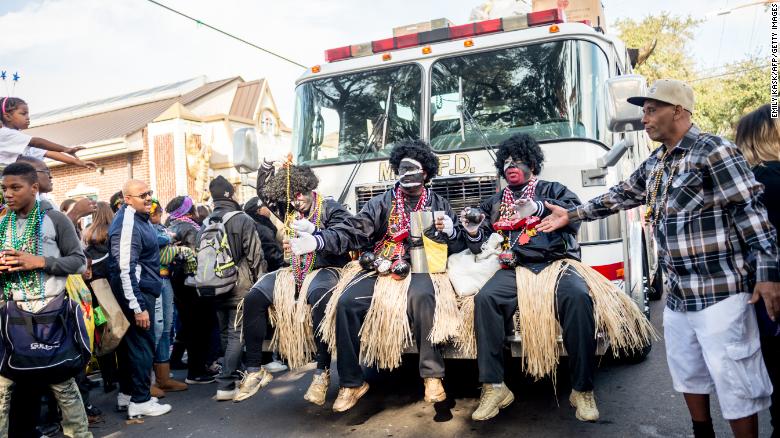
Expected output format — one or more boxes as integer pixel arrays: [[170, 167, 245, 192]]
[[85, 299, 773, 438]]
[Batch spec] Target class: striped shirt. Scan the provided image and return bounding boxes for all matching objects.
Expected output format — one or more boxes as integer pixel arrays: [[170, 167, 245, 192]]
[[569, 125, 779, 312]]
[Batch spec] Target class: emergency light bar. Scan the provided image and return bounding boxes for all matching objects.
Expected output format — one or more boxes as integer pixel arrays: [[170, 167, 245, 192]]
[[324, 8, 566, 63]]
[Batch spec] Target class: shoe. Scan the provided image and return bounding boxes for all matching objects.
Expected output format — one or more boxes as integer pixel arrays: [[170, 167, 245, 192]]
[[36, 422, 62, 437], [471, 383, 515, 421], [208, 362, 223, 376], [332, 383, 369, 412], [216, 388, 237, 401], [424, 378, 446, 403], [127, 398, 172, 419], [569, 390, 599, 422], [154, 363, 188, 392], [117, 393, 158, 412], [233, 369, 273, 403], [185, 374, 216, 384], [263, 360, 288, 373], [86, 404, 103, 425], [151, 383, 166, 399], [304, 370, 330, 406]]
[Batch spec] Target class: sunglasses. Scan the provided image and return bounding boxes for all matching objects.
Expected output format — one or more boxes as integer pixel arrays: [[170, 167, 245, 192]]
[[128, 190, 154, 199]]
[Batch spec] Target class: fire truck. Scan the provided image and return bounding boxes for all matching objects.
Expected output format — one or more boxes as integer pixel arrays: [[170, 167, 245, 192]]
[[235, 8, 661, 361]]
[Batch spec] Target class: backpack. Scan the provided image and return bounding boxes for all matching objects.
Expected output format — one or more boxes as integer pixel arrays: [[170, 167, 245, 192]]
[[195, 211, 241, 296]]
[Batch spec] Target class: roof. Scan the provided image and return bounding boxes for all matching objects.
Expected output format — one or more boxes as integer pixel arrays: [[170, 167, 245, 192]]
[[229, 79, 264, 120], [24, 77, 240, 147], [154, 102, 202, 123]]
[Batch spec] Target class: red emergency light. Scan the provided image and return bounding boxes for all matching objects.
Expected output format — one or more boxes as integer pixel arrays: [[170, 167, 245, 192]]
[[321, 8, 569, 64]]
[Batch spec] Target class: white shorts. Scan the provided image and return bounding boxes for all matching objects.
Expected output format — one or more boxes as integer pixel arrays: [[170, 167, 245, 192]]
[[663, 293, 773, 420]]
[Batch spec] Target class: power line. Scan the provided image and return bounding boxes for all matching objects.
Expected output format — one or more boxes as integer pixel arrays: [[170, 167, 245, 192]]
[[144, 0, 307, 69], [690, 65, 766, 82]]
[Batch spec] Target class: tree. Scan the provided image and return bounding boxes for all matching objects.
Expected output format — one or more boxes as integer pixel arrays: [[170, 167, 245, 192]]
[[614, 13, 769, 139]]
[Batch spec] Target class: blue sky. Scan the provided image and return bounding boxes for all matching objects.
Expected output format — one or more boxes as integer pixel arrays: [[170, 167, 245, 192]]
[[0, 0, 770, 123]]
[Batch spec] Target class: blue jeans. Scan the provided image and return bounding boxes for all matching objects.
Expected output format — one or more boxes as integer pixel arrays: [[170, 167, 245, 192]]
[[154, 278, 174, 363]]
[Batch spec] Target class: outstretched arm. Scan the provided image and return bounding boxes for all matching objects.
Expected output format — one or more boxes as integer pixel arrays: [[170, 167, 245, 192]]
[[44, 150, 96, 169]]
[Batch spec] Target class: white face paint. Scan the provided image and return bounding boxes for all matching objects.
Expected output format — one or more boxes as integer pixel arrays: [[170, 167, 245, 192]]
[[398, 158, 424, 188]]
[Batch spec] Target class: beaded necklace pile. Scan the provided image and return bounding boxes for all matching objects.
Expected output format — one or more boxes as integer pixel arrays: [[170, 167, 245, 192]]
[[497, 178, 540, 248], [0, 201, 45, 301], [644, 148, 687, 226], [374, 185, 428, 259]]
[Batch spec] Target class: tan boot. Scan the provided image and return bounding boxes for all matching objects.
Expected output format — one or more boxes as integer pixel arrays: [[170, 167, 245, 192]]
[[150, 384, 166, 399], [471, 383, 514, 421], [569, 390, 599, 422], [304, 370, 330, 406], [154, 363, 188, 392], [423, 378, 446, 403], [332, 383, 369, 412]]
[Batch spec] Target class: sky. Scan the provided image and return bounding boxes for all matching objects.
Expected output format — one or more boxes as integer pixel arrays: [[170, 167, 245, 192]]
[[0, 0, 771, 125]]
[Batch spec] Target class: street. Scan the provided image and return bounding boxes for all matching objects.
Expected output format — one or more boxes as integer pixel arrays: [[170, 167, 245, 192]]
[[85, 299, 772, 438]]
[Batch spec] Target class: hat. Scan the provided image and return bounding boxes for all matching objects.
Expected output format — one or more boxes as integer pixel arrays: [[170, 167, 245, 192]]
[[209, 175, 235, 200], [243, 196, 261, 214], [627, 79, 695, 114]]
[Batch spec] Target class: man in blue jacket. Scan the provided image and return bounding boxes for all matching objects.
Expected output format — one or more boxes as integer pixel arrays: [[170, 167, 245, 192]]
[[108, 179, 172, 419]]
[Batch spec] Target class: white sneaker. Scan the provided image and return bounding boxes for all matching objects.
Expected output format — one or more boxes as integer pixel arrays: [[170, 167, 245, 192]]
[[127, 399, 172, 419], [117, 393, 158, 412], [263, 360, 288, 373], [216, 388, 237, 401]]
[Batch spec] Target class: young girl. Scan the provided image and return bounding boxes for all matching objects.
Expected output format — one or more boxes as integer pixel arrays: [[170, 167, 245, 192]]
[[0, 97, 95, 169]]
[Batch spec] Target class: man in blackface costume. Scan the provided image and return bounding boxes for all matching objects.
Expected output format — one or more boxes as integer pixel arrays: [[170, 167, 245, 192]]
[[291, 139, 462, 412], [457, 134, 653, 422], [233, 161, 352, 406]]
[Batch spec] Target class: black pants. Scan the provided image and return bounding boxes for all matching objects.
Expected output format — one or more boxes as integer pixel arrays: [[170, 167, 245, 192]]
[[336, 273, 444, 388], [172, 279, 216, 379], [117, 292, 156, 403], [475, 267, 596, 391], [243, 268, 339, 370], [761, 334, 779, 435]]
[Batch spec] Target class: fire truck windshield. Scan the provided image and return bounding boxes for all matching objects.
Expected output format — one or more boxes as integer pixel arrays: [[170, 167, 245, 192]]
[[294, 64, 422, 165], [430, 39, 609, 151]]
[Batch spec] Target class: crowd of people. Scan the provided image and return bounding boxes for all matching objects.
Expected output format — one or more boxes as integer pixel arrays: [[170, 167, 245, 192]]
[[0, 80, 777, 438]]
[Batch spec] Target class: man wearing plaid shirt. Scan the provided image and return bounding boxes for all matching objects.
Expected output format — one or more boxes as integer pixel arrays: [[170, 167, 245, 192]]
[[538, 79, 778, 438]]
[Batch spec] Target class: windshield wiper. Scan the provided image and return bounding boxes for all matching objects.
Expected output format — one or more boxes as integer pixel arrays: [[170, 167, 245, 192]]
[[337, 85, 393, 205], [457, 84, 497, 165]]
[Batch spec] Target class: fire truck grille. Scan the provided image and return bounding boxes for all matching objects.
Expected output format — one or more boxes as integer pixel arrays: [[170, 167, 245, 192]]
[[355, 175, 498, 212]]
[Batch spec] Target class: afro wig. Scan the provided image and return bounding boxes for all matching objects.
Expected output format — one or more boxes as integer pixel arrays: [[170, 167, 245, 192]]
[[494, 133, 545, 177], [262, 164, 319, 203], [388, 139, 439, 184]]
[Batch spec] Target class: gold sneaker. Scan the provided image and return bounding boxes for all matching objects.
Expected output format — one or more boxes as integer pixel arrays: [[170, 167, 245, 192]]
[[569, 390, 599, 422], [471, 383, 514, 421], [423, 378, 446, 403], [303, 370, 330, 406], [332, 383, 369, 412], [232, 369, 273, 403]]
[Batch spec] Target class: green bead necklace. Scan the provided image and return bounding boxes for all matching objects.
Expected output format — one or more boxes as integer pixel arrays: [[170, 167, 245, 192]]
[[0, 201, 45, 302]]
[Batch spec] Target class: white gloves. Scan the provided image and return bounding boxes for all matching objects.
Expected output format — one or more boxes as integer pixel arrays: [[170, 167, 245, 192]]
[[291, 232, 317, 255], [440, 215, 455, 238], [292, 218, 316, 234], [514, 198, 541, 219]]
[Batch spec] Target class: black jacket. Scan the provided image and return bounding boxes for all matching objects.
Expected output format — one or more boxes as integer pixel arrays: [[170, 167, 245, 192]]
[[247, 211, 284, 272], [754, 161, 780, 234], [167, 219, 199, 250], [317, 185, 460, 261], [203, 199, 265, 301], [464, 180, 582, 271]]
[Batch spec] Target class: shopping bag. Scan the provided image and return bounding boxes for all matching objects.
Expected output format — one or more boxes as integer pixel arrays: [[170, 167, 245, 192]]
[[90, 278, 130, 356]]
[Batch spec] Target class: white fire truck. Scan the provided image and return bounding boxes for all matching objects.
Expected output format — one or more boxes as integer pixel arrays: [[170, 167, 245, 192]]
[[235, 8, 661, 361]]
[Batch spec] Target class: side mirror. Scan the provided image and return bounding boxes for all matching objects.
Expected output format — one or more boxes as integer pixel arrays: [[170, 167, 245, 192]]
[[232, 128, 259, 174], [605, 75, 646, 133]]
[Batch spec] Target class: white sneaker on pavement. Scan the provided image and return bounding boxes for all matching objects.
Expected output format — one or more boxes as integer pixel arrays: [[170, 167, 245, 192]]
[[117, 393, 158, 412], [127, 399, 171, 419], [263, 360, 288, 373]]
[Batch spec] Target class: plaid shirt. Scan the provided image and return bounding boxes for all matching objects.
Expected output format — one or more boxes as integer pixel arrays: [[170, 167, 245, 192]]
[[569, 125, 779, 312]]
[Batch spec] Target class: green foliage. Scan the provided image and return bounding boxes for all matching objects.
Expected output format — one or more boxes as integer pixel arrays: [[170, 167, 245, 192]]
[[614, 13, 768, 139]]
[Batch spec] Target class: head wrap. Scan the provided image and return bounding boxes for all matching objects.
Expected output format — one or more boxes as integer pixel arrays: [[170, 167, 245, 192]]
[[169, 196, 194, 219]]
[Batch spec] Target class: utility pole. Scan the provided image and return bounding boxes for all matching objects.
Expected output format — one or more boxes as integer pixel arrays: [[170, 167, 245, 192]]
[[706, 0, 779, 19]]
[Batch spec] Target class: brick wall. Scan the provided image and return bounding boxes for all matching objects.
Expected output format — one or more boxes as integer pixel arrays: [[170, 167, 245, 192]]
[[154, 133, 176, 204], [49, 151, 150, 205]]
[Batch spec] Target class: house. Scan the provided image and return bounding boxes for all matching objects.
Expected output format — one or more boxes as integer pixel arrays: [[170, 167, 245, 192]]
[[24, 76, 290, 206]]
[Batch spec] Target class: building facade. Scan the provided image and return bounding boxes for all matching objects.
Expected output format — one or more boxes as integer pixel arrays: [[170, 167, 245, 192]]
[[25, 76, 290, 207]]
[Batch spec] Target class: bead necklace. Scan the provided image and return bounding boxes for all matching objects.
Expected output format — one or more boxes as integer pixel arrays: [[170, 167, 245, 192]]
[[0, 201, 44, 302], [498, 178, 539, 249], [287, 191, 323, 285], [173, 216, 200, 230], [373, 186, 428, 257], [644, 148, 686, 226]]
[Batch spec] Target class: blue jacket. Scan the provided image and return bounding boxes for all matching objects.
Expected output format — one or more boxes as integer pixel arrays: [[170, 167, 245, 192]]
[[108, 205, 162, 315]]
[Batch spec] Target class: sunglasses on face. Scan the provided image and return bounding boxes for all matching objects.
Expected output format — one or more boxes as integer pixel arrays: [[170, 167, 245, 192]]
[[128, 190, 154, 199]]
